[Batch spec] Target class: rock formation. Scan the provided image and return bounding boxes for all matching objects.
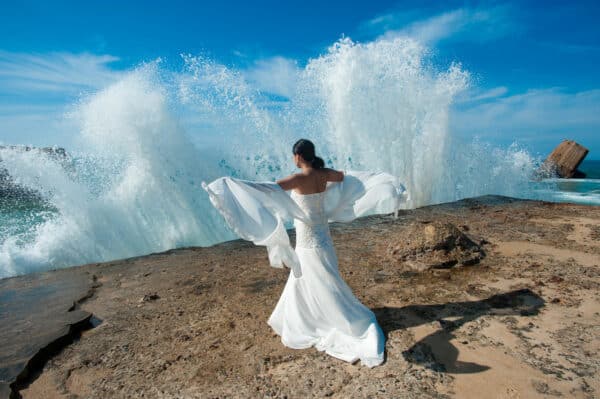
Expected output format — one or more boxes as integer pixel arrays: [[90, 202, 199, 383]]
[[0, 145, 69, 199], [386, 221, 486, 271], [541, 140, 589, 178], [2, 196, 600, 398]]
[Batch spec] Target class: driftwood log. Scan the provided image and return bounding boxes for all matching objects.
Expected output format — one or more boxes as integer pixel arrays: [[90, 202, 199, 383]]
[[542, 140, 588, 178]]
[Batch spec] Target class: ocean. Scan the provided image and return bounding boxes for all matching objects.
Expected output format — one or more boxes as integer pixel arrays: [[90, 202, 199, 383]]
[[0, 38, 598, 279], [528, 160, 600, 206]]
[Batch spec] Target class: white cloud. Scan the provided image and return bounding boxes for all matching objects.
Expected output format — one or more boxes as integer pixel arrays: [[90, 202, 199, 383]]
[[0, 51, 122, 146], [367, 6, 513, 45], [0, 50, 122, 95], [452, 88, 600, 153], [243, 56, 300, 98], [457, 86, 509, 103]]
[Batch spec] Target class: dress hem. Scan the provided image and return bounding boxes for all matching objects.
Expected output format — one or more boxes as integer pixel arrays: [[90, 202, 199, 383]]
[[267, 319, 384, 368]]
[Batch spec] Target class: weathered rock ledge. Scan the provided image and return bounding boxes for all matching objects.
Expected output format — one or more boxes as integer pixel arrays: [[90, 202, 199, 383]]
[[1, 195, 599, 398], [0, 267, 97, 398]]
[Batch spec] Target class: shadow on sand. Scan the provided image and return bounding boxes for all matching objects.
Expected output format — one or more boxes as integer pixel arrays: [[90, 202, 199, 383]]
[[373, 289, 545, 373]]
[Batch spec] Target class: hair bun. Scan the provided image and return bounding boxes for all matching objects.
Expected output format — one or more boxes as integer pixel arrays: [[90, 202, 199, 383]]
[[311, 155, 325, 169]]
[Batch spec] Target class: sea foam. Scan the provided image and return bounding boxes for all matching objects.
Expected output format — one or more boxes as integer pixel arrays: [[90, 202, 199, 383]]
[[0, 37, 540, 278]]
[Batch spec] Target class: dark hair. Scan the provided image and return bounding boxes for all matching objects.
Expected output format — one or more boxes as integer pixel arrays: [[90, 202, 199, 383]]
[[293, 139, 325, 169]]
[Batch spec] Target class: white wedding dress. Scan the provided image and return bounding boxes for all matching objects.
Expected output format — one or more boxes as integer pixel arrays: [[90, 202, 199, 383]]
[[202, 171, 407, 367]]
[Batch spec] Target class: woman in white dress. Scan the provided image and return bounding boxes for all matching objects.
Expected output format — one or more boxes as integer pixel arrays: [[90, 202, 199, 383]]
[[202, 139, 407, 368]]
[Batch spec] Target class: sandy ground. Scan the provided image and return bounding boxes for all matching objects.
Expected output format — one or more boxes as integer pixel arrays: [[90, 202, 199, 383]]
[[7, 196, 600, 398]]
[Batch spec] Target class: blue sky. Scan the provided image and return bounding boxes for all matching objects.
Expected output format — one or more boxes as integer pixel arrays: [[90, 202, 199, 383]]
[[1, 0, 599, 158]]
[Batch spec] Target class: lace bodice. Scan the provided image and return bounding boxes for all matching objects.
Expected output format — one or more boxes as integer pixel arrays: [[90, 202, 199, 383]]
[[291, 190, 333, 249]]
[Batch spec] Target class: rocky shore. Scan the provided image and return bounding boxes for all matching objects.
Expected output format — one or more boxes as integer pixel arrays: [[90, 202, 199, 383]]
[[1, 195, 599, 398]]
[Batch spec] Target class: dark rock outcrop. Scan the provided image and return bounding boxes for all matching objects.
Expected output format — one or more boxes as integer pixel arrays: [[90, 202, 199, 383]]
[[0, 145, 67, 158], [0, 145, 69, 199], [0, 267, 97, 398], [387, 221, 486, 271]]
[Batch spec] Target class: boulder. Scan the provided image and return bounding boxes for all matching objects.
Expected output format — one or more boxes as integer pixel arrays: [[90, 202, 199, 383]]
[[387, 222, 485, 271], [541, 140, 588, 178]]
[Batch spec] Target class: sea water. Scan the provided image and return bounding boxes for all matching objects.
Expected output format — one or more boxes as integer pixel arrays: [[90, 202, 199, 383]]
[[529, 160, 600, 206], [0, 37, 597, 278]]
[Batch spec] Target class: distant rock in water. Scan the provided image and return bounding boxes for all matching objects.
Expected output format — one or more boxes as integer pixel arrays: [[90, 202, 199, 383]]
[[540, 140, 589, 178], [387, 221, 486, 271], [0, 145, 67, 159], [0, 145, 69, 199]]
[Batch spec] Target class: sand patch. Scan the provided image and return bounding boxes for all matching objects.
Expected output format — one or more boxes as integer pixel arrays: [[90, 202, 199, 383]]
[[531, 216, 600, 248], [494, 241, 599, 267]]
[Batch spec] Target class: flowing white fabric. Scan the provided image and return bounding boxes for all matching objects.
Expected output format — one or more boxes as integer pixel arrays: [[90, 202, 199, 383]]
[[201, 170, 407, 367]]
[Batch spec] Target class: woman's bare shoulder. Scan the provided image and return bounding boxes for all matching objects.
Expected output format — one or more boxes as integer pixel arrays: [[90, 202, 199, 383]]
[[276, 173, 304, 190], [321, 168, 344, 182]]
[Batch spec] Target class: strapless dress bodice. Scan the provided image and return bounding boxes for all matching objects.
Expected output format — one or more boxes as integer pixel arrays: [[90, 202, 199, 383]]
[[290, 190, 333, 249]]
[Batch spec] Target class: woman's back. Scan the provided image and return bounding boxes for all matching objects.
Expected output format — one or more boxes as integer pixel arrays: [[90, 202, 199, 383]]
[[282, 168, 344, 195]]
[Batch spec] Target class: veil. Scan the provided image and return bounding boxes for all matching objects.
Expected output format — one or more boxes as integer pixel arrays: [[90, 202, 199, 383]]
[[202, 170, 408, 277]]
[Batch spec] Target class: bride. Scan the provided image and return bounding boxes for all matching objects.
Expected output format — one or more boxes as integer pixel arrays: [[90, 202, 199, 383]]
[[202, 139, 407, 367]]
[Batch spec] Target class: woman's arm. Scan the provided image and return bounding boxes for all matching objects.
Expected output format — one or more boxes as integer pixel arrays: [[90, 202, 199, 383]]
[[276, 173, 302, 190]]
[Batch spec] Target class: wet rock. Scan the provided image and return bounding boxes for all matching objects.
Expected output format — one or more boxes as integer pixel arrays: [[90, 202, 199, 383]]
[[0, 268, 95, 397], [387, 222, 486, 271]]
